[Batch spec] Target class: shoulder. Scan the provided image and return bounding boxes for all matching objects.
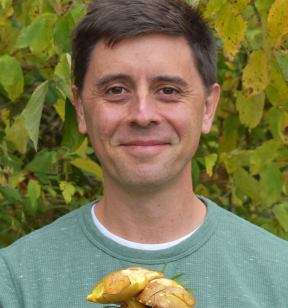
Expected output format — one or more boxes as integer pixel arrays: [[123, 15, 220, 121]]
[[0, 201, 94, 260], [201, 196, 288, 253]]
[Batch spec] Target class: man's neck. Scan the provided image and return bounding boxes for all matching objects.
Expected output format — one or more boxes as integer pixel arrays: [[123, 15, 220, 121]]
[[94, 174, 207, 244]]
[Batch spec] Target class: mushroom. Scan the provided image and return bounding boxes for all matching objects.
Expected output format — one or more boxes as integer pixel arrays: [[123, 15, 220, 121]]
[[86, 267, 164, 306], [136, 278, 197, 308]]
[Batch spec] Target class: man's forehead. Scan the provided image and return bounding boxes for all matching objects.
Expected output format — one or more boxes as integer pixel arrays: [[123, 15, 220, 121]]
[[87, 34, 197, 76]]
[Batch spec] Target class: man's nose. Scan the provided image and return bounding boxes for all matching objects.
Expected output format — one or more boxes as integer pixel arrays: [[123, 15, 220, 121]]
[[127, 92, 160, 127]]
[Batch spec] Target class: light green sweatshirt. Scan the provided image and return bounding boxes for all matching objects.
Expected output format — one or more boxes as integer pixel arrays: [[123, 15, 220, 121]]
[[1, 196, 288, 308]]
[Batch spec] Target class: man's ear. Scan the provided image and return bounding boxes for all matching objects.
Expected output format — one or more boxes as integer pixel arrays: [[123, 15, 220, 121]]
[[72, 85, 88, 134], [201, 83, 220, 135]]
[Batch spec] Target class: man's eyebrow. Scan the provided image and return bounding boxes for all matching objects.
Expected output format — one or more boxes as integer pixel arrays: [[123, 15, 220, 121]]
[[95, 74, 131, 88], [153, 75, 188, 87]]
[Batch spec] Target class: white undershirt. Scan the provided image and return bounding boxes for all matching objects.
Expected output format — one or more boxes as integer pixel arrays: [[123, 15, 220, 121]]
[[91, 203, 202, 251]]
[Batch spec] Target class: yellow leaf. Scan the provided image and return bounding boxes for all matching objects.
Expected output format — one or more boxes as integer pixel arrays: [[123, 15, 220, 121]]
[[1, 175, 7, 185], [279, 31, 288, 48], [10, 173, 25, 188], [236, 91, 265, 128], [0, 5, 13, 25], [1, 108, 10, 125], [27, 179, 41, 210], [4, 114, 29, 154], [232, 188, 243, 206], [221, 153, 242, 174], [54, 99, 65, 122], [268, 0, 288, 46], [59, 181, 75, 205], [0, 0, 11, 10], [204, 0, 226, 18], [278, 109, 288, 144], [75, 137, 89, 159], [222, 76, 238, 91], [227, 0, 250, 16], [242, 49, 270, 97], [205, 153, 218, 176], [215, 3, 247, 60], [71, 158, 103, 180]]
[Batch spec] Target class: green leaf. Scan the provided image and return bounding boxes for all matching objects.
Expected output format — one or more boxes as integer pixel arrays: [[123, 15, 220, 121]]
[[61, 97, 85, 151], [22, 80, 49, 151], [178, 280, 190, 287], [265, 60, 288, 106], [160, 262, 167, 273], [0, 25, 20, 54], [27, 179, 41, 211], [0, 55, 24, 101], [218, 115, 241, 154], [273, 203, 288, 232], [221, 153, 240, 174], [26, 151, 56, 172], [236, 91, 265, 129], [4, 114, 29, 154], [267, 107, 282, 139], [242, 49, 270, 97], [233, 168, 260, 203], [53, 16, 71, 53], [191, 159, 201, 185], [215, 3, 247, 60], [54, 53, 72, 100], [171, 273, 185, 281], [69, 3, 87, 25], [16, 14, 56, 54], [221, 150, 249, 174], [0, 185, 22, 203], [54, 75, 72, 100], [273, 50, 288, 81], [254, 0, 275, 18], [250, 140, 282, 175], [59, 181, 75, 205], [260, 163, 283, 207]]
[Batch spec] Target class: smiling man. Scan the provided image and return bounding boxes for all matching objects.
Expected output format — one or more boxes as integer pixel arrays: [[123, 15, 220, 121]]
[[1, 0, 288, 307], [73, 33, 219, 244]]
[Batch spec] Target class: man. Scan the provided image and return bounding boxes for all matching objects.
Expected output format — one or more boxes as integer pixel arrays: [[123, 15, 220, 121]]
[[0, 0, 288, 307]]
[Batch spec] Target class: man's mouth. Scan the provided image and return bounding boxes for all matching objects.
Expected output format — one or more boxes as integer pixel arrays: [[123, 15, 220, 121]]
[[121, 140, 169, 147]]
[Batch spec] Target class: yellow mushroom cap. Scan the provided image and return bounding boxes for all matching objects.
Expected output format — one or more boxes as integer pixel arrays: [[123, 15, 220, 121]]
[[86, 267, 164, 304], [136, 278, 197, 308]]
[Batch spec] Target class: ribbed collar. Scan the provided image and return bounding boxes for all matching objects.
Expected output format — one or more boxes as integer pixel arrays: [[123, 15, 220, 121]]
[[78, 196, 219, 264]]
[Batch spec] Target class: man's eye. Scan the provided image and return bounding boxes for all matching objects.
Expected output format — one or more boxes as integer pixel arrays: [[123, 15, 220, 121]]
[[107, 87, 126, 94], [160, 87, 178, 95]]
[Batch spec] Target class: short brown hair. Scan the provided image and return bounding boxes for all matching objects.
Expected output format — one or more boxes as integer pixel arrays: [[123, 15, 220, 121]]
[[71, 0, 217, 94]]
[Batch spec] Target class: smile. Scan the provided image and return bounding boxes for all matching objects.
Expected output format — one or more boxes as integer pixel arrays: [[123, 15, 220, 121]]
[[122, 140, 170, 146]]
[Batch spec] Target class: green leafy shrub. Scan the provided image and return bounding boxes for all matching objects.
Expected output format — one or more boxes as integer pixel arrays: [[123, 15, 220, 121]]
[[1, 0, 288, 248]]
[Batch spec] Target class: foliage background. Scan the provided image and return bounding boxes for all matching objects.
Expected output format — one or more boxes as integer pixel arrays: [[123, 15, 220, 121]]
[[0, 0, 288, 248]]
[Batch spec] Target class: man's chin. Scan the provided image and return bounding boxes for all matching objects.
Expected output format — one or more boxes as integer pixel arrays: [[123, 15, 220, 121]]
[[113, 171, 176, 193]]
